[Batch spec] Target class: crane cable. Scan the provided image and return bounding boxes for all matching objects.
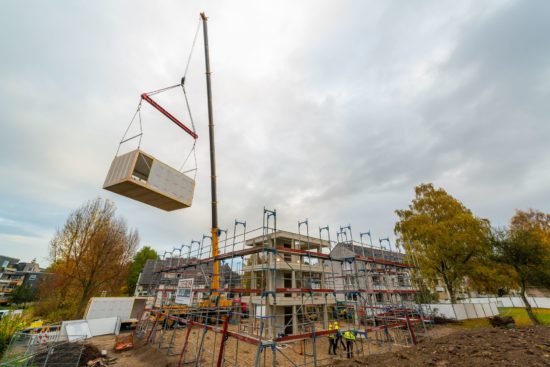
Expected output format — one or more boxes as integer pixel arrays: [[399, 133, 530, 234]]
[[116, 16, 202, 180], [178, 17, 202, 179]]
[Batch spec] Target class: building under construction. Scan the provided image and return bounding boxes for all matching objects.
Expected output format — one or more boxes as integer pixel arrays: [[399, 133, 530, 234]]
[[100, 13, 433, 367], [132, 209, 433, 367]]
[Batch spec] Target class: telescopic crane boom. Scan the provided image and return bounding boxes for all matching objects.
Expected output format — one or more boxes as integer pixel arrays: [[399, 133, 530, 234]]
[[200, 12, 220, 293]]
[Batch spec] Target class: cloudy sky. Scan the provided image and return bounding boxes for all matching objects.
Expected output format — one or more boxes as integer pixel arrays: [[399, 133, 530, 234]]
[[1, 0, 549, 264]]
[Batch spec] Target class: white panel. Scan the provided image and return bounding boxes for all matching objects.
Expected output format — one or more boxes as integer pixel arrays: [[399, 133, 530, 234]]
[[453, 304, 467, 320], [489, 302, 499, 315], [148, 159, 195, 206], [430, 304, 456, 319], [464, 303, 477, 319], [459, 297, 550, 309], [256, 306, 266, 317], [62, 320, 92, 341], [533, 297, 550, 308], [85, 297, 134, 321], [474, 303, 485, 318], [511, 297, 525, 307], [506, 297, 516, 307], [482, 303, 492, 316], [87, 317, 121, 336]]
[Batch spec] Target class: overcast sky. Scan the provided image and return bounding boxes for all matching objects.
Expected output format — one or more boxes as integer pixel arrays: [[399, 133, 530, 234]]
[[1, 0, 549, 265]]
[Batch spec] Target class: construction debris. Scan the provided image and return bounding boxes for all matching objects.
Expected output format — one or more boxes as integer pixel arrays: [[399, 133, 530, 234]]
[[86, 357, 117, 366], [488, 315, 516, 328], [114, 333, 134, 352]]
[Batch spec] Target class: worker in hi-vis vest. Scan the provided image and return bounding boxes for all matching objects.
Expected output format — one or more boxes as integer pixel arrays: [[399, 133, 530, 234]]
[[333, 321, 345, 350], [343, 329, 356, 359], [328, 322, 336, 355]]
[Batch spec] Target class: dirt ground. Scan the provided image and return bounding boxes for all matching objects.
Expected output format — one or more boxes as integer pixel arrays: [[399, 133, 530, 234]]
[[89, 325, 550, 367], [335, 326, 550, 367], [89, 324, 444, 367]]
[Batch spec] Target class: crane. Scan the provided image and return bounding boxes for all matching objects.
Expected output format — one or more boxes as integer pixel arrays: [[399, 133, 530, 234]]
[[201, 12, 221, 301]]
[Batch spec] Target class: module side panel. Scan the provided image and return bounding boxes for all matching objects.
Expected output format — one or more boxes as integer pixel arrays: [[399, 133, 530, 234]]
[[148, 159, 195, 207], [103, 150, 137, 188]]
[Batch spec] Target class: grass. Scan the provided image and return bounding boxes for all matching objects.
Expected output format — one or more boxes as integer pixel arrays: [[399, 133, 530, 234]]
[[498, 307, 550, 326], [450, 307, 550, 329], [456, 318, 492, 328]]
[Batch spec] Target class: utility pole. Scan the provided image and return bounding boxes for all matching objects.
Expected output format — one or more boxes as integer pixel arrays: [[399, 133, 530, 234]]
[[200, 12, 220, 293]]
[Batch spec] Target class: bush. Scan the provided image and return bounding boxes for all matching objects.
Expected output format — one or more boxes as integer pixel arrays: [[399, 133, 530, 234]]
[[0, 314, 27, 357]]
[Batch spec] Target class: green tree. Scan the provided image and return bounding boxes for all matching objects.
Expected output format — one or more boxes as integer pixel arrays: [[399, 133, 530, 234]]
[[9, 284, 36, 307], [490, 209, 550, 325], [127, 246, 159, 295], [395, 183, 491, 303], [467, 260, 514, 296]]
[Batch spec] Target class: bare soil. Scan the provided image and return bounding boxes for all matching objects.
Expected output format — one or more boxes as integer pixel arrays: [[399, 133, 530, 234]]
[[89, 325, 446, 367], [335, 326, 550, 367], [89, 325, 550, 366]]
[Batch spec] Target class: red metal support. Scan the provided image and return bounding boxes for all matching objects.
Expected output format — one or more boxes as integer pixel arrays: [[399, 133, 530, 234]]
[[405, 312, 418, 345], [216, 316, 230, 367], [178, 324, 194, 367], [141, 93, 198, 139], [146, 313, 159, 344], [150, 310, 261, 346]]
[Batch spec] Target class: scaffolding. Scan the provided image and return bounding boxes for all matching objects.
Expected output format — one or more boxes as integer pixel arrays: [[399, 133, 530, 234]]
[[133, 209, 434, 366]]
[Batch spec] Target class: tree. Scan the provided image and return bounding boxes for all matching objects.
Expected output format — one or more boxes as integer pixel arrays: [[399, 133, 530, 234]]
[[38, 198, 138, 320], [9, 284, 36, 307], [395, 183, 491, 303], [127, 246, 159, 296], [490, 209, 550, 325]]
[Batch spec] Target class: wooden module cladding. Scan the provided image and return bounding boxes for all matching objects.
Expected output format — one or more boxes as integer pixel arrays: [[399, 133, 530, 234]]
[[103, 149, 194, 211]]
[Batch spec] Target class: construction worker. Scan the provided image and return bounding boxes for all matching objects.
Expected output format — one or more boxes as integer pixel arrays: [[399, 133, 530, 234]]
[[333, 320, 345, 351], [328, 322, 336, 355], [343, 329, 356, 359]]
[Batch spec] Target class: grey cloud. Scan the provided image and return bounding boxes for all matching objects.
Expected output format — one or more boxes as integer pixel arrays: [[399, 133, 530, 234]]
[[1, 0, 549, 262]]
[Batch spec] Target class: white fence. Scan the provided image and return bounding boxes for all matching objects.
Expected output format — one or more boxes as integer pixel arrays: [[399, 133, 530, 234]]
[[460, 297, 550, 309], [423, 302, 499, 320]]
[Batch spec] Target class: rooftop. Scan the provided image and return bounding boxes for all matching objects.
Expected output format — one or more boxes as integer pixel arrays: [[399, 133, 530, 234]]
[[245, 230, 330, 248]]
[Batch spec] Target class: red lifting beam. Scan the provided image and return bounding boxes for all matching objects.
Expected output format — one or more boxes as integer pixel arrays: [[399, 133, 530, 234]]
[[141, 93, 198, 139]]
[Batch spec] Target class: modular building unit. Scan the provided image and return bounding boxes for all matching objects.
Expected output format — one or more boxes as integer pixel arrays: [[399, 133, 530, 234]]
[[103, 149, 194, 211]]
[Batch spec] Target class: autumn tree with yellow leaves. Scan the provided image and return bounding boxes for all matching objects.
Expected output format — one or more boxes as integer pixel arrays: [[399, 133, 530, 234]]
[[395, 183, 491, 303], [37, 198, 138, 320]]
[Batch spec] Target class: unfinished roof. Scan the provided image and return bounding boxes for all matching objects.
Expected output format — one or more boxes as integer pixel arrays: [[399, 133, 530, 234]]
[[138, 258, 240, 288], [330, 242, 406, 263], [244, 230, 330, 248]]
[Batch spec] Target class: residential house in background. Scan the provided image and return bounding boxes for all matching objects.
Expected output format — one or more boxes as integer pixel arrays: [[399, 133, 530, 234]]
[[0, 256, 46, 304], [135, 257, 240, 304]]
